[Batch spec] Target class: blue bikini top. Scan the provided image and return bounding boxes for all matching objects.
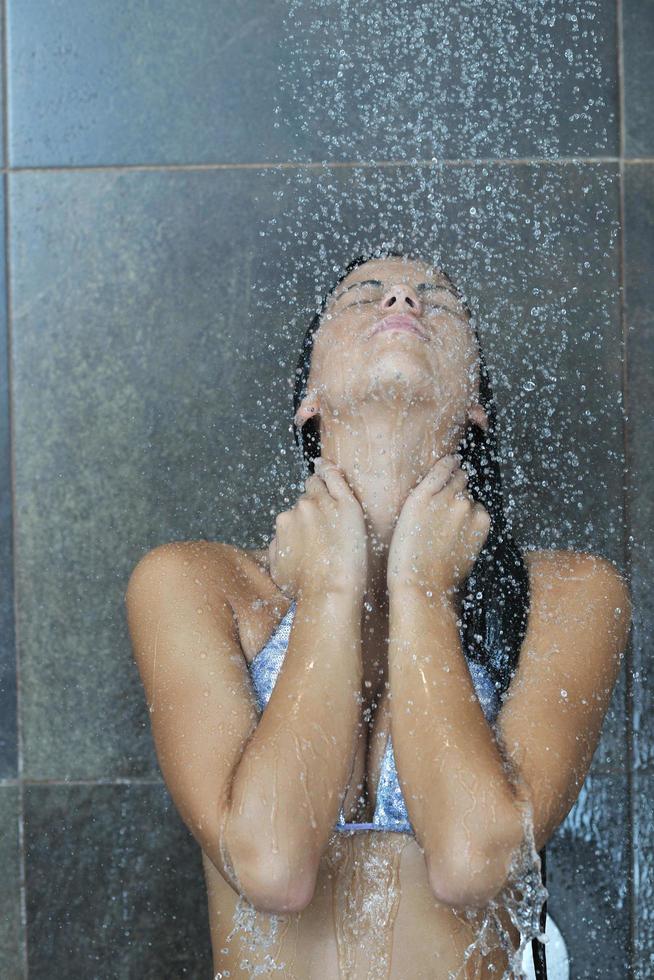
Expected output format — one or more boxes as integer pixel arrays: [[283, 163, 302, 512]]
[[247, 599, 501, 834]]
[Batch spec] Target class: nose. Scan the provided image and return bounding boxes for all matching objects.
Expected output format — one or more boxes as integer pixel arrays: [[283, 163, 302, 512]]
[[379, 283, 422, 316]]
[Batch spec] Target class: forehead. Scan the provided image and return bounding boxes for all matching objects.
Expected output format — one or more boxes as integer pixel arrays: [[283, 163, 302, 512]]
[[336, 256, 450, 291]]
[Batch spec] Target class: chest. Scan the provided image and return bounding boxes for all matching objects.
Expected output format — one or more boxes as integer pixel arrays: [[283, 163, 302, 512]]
[[238, 582, 475, 825], [242, 593, 395, 823], [340, 622, 395, 823], [340, 707, 390, 821]]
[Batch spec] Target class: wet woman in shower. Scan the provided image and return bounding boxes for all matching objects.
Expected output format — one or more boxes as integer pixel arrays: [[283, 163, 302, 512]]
[[125, 252, 632, 977]]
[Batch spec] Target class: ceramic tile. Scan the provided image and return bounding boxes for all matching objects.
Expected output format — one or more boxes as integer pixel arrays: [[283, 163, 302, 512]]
[[7, 0, 618, 166], [545, 770, 631, 978], [622, 1, 654, 157], [0, 785, 25, 978], [24, 783, 212, 977]]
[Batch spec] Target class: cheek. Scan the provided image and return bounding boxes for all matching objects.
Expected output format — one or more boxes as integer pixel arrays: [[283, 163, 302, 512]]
[[428, 342, 477, 409], [315, 319, 365, 360], [310, 332, 361, 393], [429, 333, 469, 380]]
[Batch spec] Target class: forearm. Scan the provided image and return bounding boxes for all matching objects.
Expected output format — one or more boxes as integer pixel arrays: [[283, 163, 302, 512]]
[[226, 588, 363, 883], [388, 585, 523, 904]]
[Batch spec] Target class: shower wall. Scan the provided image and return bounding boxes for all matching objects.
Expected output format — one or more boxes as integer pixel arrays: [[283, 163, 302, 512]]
[[0, 1, 651, 977]]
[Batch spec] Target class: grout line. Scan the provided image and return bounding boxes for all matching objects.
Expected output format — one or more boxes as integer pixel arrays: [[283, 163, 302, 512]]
[[0, 156, 644, 174], [1, 1, 28, 976], [615, 0, 636, 976], [0, 159, 651, 178]]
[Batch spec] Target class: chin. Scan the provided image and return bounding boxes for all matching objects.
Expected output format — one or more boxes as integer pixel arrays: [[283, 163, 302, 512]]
[[365, 364, 440, 401]]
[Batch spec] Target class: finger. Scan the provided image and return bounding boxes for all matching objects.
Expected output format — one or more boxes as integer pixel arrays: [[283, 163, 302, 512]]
[[442, 468, 469, 497], [472, 502, 491, 528], [268, 535, 278, 575], [303, 473, 329, 497], [314, 456, 355, 501], [414, 454, 460, 495]]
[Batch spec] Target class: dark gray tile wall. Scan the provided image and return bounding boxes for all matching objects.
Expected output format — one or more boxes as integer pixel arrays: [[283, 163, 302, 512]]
[[0, 1, 649, 977], [633, 771, 654, 978], [626, 164, 654, 772], [623, 1, 654, 157], [23, 784, 212, 978], [547, 771, 631, 979], [0, 183, 16, 780], [625, 162, 654, 979], [10, 163, 626, 785], [0, 786, 23, 973], [7, 0, 618, 166]]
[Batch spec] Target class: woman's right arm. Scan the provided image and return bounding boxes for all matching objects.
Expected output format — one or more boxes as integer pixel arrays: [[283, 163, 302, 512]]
[[227, 584, 363, 910], [124, 540, 364, 915]]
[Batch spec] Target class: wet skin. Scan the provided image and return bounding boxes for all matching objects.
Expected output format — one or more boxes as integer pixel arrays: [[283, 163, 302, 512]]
[[125, 537, 629, 978], [200, 541, 525, 979]]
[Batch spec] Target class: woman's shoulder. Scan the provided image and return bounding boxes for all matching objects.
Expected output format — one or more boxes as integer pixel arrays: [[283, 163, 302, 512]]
[[138, 539, 275, 607], [522, 546, 630, 607]]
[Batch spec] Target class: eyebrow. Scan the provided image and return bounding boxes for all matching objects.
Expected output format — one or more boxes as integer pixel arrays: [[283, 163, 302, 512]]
[[331, 279, 460, 303]]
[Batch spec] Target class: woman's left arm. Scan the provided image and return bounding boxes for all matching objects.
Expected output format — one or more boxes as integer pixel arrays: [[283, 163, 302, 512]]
[[388, 551, 632, 909]]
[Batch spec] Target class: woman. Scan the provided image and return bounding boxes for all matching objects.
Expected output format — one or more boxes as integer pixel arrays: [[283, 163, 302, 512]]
[[125, 250, 632, 978]]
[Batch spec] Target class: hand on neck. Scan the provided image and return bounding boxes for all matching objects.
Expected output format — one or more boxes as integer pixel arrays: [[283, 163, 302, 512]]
[[317, 400, 464, 605]]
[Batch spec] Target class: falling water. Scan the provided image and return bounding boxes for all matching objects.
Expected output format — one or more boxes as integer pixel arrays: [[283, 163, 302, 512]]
[[218, 0, 619, 976], [448, 749, 551, 979], [216, 899, 288, 977]]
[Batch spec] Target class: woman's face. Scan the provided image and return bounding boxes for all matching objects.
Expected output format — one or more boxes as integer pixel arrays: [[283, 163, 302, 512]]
[[302, 256, 482, 434]]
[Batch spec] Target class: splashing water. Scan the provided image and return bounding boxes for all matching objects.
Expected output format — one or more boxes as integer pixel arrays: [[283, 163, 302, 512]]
[[438, 721, 551, 979], [323, 833, 406, 980], [216, 897, 288, 978], [448, 794, 549, 980]]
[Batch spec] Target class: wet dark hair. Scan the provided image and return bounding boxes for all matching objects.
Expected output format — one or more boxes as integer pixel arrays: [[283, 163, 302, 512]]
[[291, 249, 548, 979]]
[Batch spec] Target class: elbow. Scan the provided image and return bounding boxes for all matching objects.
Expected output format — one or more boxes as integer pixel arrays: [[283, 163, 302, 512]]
[[223, 815, 319, 915], [427, 833, 518, 910], [239, 858, 318, 915]]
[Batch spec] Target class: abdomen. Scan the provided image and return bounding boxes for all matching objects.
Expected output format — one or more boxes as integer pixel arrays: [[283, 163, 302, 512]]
[[202, 833, 520, 978]]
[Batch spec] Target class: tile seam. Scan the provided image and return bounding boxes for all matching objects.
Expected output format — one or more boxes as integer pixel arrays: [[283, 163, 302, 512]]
[[0, 156, 643, 175], [615, 0, 636, 974]]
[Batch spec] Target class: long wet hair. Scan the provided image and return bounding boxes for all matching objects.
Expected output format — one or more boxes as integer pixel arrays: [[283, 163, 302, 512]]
[[291, 248, 548, 979]]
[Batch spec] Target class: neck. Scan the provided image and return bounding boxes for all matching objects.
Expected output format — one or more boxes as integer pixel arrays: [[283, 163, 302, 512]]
[[318, 402, 464, 605]]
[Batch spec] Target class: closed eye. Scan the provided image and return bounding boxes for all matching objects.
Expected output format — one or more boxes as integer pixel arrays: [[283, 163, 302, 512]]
[[425, 303, 464, 316], [340, 298, 376, 310], [337, 298, 466, 320]]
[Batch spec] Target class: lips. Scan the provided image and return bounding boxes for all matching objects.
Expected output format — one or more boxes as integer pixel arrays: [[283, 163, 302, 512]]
[[370, 314, 428, 340]]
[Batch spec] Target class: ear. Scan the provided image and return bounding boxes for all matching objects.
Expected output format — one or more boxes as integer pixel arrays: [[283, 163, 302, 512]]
[[294, 395, 320, 429], [467, 403, 489, 432]]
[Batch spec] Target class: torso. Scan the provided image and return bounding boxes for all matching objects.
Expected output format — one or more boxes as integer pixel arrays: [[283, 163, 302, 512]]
[[200, 540, 536, 979]]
